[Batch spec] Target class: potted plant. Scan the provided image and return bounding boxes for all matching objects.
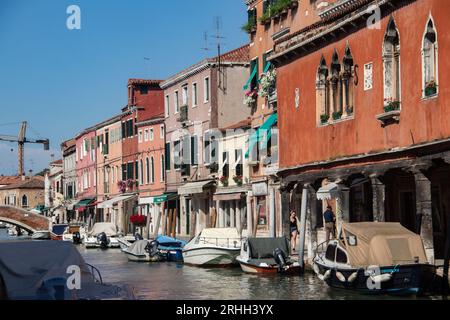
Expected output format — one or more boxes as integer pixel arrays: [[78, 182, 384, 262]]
[[233, 175, 243, 186], [258, 12, 271, 25], [117, 181, 127, 194], [219, 176, 229, 187], [425, 80, 437, 97], [384, 98, 401, 113], [241, 20, 256, 34], [243, 89, 258, 108], [332, 111, 343, 120], [320, 113, 330, 124], [345, 105, 354, 115], [129, 215, 146, 233], [258, 69, 277, 98]]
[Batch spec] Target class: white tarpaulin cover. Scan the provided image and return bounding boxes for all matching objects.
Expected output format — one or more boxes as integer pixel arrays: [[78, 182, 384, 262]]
[[178, 180, 215, 195], [88, 222, 118, 237], [0, 241, 128, 300], [124, 240, 149, 256], [196, 228, 241, 247], [316, 182, 340, 200], [97, 194, 136, 209]]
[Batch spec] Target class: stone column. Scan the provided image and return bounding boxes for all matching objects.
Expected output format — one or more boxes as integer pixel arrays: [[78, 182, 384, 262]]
[[413, 169, 434, 264], [335, 183, 349, 237], [230, 200, 236, 228], [246, 192, 253, 236], [370, 174, 386, 222], [280, 187, 291, 239], [218, 200, 224, 228], [307, 186, 318, 263], [236, 199, 242, 234]]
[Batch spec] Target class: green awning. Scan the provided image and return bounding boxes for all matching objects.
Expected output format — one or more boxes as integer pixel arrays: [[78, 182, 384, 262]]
[[245, 113, 278, 159], [243, 64, 258, 90], [74, 198, 96, 209], [263, 61, 272, 74]]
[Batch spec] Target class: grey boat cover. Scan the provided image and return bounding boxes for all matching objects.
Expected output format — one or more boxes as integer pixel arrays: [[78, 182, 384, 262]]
[[88, 223, 118, 237], [248, 237, 290, 259], [0, 241, 131, 300], [124, 240, 149, 256]]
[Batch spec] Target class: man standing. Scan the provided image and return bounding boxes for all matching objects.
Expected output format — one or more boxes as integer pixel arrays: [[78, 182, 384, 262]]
[[324, 205, 335, 242]]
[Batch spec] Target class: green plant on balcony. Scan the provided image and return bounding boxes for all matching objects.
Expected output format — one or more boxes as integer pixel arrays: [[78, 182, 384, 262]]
[[384, 98, 401, 113], [259, 11, 271, 25], [345, 105, 354, 115], [425, 80, 437, 97], [242, 20, 256, 33], [332, 111, 343, 120], [320, 113, 330, 124], [219, 176, 229, 187], [233, 175, 243, 186], [258, 68, 277, 98]]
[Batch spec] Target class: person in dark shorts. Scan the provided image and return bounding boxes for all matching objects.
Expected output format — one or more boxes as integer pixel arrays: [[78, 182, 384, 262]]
[[290, 210, 299, 254], [324, 206, 335, 242]]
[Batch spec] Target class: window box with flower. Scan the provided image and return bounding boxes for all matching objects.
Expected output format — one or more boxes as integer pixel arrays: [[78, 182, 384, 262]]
[[219, 176, 229, 187], [377, 98, 401, 127], [320, 113, 330, 125], [233, 175, 243, 186], [258, 69, 277, 99], [243, 90, 258, 108], [424, 80, 437, 97], [130, 215, 146, 227], [332, 111, 343, 121]]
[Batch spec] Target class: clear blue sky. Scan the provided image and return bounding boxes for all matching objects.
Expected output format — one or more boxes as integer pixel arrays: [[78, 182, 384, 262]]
[[0, 0, 248, 175]]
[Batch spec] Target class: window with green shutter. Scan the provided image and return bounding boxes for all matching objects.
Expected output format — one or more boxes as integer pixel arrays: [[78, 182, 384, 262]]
[[191, 136, 198, 166], [165, 142, 171, 170], [127, 162, 134, 180]]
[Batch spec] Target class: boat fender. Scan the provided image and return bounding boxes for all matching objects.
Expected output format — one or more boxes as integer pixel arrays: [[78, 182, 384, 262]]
[[347, 272, 358, 283], [335, 271, 346, 283], [370, 273, 392, 283], [318, 270, 331, 281]]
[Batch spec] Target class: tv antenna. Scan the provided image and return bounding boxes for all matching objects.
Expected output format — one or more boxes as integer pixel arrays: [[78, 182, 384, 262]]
[[211, 16, 226, 87]]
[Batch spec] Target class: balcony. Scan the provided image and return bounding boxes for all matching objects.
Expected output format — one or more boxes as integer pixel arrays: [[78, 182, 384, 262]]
[[177, 105, 188, 123], [181, 163, 190, 177]]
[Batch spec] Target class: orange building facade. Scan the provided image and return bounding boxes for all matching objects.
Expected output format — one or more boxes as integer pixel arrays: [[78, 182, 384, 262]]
[[266, 0, 450, 263]]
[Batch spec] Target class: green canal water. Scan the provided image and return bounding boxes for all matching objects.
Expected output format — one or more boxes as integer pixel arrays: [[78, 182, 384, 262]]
[[0, 228, 442, 300]]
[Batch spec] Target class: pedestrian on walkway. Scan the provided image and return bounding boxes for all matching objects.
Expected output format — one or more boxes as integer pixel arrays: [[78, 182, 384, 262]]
[[324, 206, 335, 242], [290, 210, 299, 254]]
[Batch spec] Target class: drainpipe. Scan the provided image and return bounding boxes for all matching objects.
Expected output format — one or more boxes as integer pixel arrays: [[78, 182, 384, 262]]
[[298, 184, 309, 274]]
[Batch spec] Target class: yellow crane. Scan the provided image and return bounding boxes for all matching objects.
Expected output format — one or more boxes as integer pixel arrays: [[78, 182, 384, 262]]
[[0, 121, 50, 176]]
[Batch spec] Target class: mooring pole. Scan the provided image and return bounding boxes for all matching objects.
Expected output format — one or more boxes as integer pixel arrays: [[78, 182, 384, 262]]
[[298, 184, 309, 274]]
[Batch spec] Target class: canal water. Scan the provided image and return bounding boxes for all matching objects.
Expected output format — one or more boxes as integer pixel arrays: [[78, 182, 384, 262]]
[[0, 228, 438, 300]]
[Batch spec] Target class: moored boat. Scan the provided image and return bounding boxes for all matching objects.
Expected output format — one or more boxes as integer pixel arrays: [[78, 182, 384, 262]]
[[183, 228, 241, 267], [62, 223, 86, 244], [122, 239, 166, 262], [236, 237, 301, 274], [313, 222, 436, 295], [83, 223, 120, 249], [156, 236, 186, 262], [51, 224, 68, 241]]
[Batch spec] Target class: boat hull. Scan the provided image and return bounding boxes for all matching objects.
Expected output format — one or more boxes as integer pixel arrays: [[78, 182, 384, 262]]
[[124, 252, 164, 262], [314, 261, 435, 295], [183, 247, 240, 267], [237, 257, 301, 274]]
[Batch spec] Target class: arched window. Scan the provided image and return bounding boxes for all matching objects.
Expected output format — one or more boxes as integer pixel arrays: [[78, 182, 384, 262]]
[[151, 157, 155, 183], [330, 49, 342, 118], [161, 154, 165, 182], [383, 17, 401, 111], [342, 43, 354, 116], [422, 17, 438, 97], [146, 158, 150, 185], [22, 195, 28, 207], [317, 55, 329, 125]]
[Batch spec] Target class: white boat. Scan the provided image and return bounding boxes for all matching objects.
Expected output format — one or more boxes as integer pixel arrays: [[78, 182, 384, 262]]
[[122, 240, 165, 262], [62, 223, 86, 244], [182, 228, 241, 267], [83, 223, 120, 249]]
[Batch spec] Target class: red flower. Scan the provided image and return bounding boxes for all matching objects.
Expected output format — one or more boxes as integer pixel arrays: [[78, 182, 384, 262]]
[[130, 215, 146, 226]]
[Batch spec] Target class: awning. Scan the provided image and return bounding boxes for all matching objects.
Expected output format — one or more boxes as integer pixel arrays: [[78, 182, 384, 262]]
[[139, 193, 177, 205], [245, 113, 278, 159], [178, 180, 215, 196], [243, 64, 258, 90], [65, 200, 79, 211], [213, 193, 244, 201], [316, 183, 340, 200], [263, 61, 272, 74], [97, 194, 137, 209], [74, 198, 96, 210]]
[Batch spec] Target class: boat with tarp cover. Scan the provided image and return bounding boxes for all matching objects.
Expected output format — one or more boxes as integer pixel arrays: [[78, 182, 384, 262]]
[[313, 222, 436, 295]]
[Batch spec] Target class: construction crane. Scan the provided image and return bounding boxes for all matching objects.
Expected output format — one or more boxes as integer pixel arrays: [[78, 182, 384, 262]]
[[0, 121, 50, 176]]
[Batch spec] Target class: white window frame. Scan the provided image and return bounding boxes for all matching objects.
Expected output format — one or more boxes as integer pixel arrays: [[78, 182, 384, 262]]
[[138, 130, 143, 143], [421, 15, 439, 99], [150, 156, 155, 184], [144, 129, 149, 142], [149, 127, 154, 141], [160, 154, 165, 182], [164, 95, 170, 117], [182, 85, 188, 106], [160, 124, 165, 139], [192, 82, 198, 107], [174, 90, 179, 114], [204, 77, 210, 103]]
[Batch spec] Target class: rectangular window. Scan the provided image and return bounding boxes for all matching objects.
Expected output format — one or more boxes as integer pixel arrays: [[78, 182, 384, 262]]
[[135, 161, 139, 182], [150, 128, 154, 141], [204, 77, 210, 103], [250, 58, 259, 90], [104, 131, 109, 155], [222, 152, 229, 178], [122, 164, 126, 181], [144, 129, 148, 142], [160, 124, 165, 139], [128, 119, 133, 138], [182, 85, 188, 106], [174, 140, 181, 170], [151, 157, 155, 183], [138, 130, 143, 143], [127, 162, 134, 180], [121, 122, 126, 139], [174, 91, 179, 113], [165, 142, 171, 171], [192, 83, 198, 107], [161, 154, 165, 182], [165, 95, 170, 117], [235, 149, 243, 176], [191, 136, 198, 166]]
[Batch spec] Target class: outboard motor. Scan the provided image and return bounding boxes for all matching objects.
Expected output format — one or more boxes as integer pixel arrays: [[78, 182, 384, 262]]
[[145, 240, 159, 257], [273, 248, 288, 272], [135, 233, 143, 241], [72, 231, 82, 245], [97, 232, 109, 249]]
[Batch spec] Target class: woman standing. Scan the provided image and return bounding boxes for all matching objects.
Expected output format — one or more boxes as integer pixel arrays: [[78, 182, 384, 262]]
[[290, 210, 299, 254]]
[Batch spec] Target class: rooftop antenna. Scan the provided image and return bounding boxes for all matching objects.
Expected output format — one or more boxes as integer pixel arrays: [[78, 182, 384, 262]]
[[201, 31, 211, 56], [211, 16, 226, 87]]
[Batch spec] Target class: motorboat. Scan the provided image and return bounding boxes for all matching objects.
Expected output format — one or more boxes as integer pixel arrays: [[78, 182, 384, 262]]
[[83, 223, 120, 249], [118, 234, 142, 251], [313, 222, 436, 295], [62, 223, 86, 244], [183, 228, 241, 267], [156, 236, 186, 262], [0, 222, 7, 229], [31, 231, 51, 240], [0, 240, 135, 300], [236, 237, 301, 274], [51, 224, 68, 241], [122, 239, 166, 262]]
